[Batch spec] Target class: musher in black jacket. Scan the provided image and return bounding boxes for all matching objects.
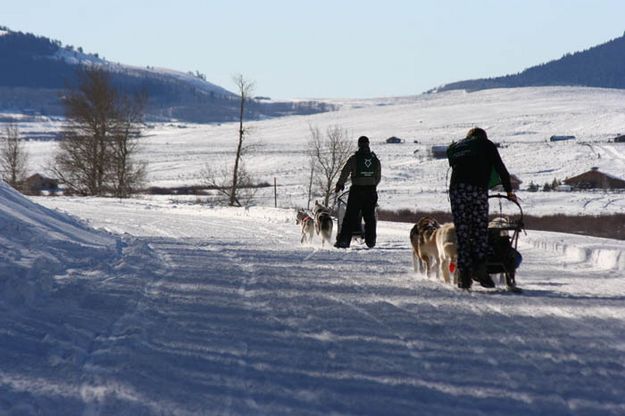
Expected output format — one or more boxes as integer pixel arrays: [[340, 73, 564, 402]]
[[448, 127, 517, 289], [334, 136, 381, 248]]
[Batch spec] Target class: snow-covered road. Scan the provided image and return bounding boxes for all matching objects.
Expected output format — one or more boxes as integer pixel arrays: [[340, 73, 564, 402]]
[[2, 196, 622, 415]]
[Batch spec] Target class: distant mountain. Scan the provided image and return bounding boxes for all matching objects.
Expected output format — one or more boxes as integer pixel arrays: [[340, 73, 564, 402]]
[[0, 27, 333, 122], [432, 32, 625, 93]]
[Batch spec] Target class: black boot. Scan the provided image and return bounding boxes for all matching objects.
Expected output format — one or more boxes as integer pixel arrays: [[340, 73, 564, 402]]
[[334, 240, 349, 249], [458, 269, 472, 289], [474, 262, 495, 288]]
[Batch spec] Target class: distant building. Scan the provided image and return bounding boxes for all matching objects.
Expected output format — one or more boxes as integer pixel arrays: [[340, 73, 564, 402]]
[[555, 184, 573, 192], [22, 173, 59, 195], [550, 135, 576, 142], [386, 136, 403, 144], [563, 167, 625, 190], [613, 134, 625, 143]]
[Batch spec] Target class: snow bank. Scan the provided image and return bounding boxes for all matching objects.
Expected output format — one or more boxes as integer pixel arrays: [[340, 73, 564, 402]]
[[523, 230, 625, 271], [0, 181, 119, 305]]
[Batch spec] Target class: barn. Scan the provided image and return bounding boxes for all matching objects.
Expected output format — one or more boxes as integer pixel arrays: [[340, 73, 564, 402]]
[[22, 173, 59, 195], [563, 167, 625, 190]]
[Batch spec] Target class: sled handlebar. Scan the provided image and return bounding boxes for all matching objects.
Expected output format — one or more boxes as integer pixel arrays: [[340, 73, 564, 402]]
[[488, 193, 524, 223]]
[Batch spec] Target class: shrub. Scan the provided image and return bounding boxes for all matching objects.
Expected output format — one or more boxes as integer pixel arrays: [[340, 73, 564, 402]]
[[378, 209, 625, 240]]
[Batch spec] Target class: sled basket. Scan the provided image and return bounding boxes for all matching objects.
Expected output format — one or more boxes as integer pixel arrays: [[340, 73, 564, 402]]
[[486, 194, 525, 289]]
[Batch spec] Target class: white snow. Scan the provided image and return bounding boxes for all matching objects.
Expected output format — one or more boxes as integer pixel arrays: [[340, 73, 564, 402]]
[[1, 86, 625, 414]]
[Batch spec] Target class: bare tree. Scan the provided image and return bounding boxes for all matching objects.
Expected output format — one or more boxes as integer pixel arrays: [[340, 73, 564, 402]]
[[53, 68, 146, 196], [201, 161, 258, 207], [308, 124, 354, 206], [229, 74, 255, 206], [110, 94, 147, 198], [0, 123, 29, 189]]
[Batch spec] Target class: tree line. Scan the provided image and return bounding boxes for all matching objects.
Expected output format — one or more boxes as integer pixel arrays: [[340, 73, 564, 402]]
[[436, 32, 625, 93]]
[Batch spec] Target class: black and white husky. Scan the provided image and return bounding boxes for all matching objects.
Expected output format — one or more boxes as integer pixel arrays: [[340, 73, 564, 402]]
[[296, 209, 315, 244], [313, 201, 334, 247]]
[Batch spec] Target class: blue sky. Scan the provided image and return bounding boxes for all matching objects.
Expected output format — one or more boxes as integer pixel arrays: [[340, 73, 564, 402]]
[[3, 0, 625, 98]]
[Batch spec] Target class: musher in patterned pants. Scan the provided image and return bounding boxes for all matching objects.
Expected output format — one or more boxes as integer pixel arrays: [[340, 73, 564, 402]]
[[447, 127, 516, 289]]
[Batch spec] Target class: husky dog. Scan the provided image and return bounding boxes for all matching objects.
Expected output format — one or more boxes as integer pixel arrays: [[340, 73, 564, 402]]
[[410, 216, 440, 277], [435, 222, 458, 284], [296, 209, 315, 244], [313, 201, 334, 247]]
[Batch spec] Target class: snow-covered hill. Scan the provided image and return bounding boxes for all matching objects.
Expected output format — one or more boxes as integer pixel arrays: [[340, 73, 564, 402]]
[[1, 181, 624, 414], [0, 27, 331, 123], [18, 86, 625, 215], [434, 33, 625, 92], [52, 47, 233, 98]]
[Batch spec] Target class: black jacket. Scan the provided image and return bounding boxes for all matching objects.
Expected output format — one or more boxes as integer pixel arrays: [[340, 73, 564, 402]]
[[337, 147, 381, 188], [449, 137, 512, 193]]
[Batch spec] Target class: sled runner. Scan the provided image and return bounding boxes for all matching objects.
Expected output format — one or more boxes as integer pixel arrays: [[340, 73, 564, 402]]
[[486, 194, 525, 292]]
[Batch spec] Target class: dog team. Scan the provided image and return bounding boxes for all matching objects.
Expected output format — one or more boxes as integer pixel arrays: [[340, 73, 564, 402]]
[[296, 127, 518, 290], [298, 204, 464, 285], [296, 201, 333, 247]]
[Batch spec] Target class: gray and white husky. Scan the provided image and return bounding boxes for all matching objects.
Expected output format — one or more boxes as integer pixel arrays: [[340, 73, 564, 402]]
[[296, 209, 315, 244], [313, 201, 334, 247]]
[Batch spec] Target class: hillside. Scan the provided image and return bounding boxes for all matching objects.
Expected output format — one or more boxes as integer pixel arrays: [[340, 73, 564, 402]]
[[433, 32, 625, 92], [0, 27, 333, 122], [18, 86, 625, 217]]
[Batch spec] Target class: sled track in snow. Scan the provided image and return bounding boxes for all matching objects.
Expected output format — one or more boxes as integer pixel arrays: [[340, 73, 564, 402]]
[[8, 199, 625, 415]]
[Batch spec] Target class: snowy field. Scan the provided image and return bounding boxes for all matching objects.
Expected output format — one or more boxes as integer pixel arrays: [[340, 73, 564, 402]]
[[14, 86, 625, 215], [1, 180, 625, 414], [1, 86, 625, 414]]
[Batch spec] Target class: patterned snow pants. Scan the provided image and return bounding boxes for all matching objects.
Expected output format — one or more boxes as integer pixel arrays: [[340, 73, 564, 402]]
[[449, 183, 490, 274]]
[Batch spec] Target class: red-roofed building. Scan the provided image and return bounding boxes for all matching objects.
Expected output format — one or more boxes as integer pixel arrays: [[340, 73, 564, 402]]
[[563, 167, 625, 190]]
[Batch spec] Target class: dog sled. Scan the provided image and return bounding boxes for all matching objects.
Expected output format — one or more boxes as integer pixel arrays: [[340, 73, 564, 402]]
[[335, 190, 364, 241], [335, 189, 378, 242], [486, 194, 525, 292]]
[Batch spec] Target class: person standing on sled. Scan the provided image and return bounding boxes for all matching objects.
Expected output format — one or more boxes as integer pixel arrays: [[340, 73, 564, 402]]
[[334, 135, 381, 249], [447, 127, 517, 289]]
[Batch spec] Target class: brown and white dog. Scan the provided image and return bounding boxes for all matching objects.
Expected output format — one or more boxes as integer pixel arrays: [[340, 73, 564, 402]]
[[435, 222, 458, 284], [313, 201, 334, 247], [410, 216, 440, 277], [296, 209, 315, 244], [410, 216, 458, 284]]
